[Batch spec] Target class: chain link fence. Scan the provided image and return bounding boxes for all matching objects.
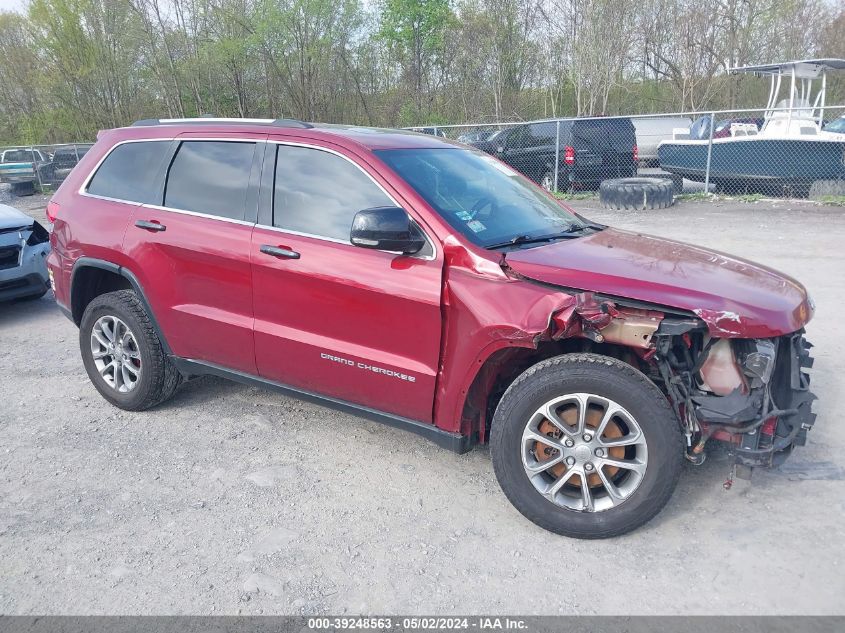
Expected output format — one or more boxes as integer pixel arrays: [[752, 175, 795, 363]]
[[0, 143, 93, 198], [409, 105, 845, 199], [3, 105, 845, 202]]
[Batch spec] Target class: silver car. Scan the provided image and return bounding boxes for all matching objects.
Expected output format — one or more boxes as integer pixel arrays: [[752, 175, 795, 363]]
[[0, 203, 50, 301]]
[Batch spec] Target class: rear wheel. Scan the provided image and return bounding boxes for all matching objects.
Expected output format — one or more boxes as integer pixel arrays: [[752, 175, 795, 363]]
[[490, 353, 683, 538], [80, 290, 181, 410]]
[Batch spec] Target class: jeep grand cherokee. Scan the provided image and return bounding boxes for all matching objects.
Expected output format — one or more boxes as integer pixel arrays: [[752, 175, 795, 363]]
[[46, 118, 816, 538]]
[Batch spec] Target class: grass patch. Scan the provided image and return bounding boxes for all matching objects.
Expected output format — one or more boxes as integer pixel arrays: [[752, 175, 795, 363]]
[[675, 192, 711, 202], [734, 193, 765, 203], [816, 195, 845, 206], [553, 191, 598, 201], [675, 192, 766, 203]]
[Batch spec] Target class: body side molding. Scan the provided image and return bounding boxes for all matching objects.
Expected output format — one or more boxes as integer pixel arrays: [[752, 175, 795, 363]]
[[172, 357, 474, 454]]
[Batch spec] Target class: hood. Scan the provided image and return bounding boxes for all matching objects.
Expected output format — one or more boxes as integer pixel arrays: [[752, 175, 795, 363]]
[[0, 203, 35, 230], [504, 228, 813, 338]]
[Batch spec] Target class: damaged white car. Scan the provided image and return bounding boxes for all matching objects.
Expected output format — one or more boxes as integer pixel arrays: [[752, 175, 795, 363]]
[[0, 203, 51, 302]]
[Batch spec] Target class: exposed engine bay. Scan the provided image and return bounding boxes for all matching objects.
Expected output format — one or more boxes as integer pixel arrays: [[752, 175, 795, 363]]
[[548, 292, 817, 476]]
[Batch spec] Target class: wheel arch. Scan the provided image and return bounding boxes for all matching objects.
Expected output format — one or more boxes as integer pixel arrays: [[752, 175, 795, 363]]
[[457, 338, 649, 444], [70, 257, 172, 354]]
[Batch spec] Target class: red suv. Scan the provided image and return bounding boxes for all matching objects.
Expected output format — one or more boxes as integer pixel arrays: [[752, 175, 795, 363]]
[[47, 118, 816, 538]]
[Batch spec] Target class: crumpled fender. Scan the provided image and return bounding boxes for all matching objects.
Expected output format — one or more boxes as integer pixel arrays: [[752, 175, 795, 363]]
[[434, 238, 576, 433], [435, 239, 674, 434]]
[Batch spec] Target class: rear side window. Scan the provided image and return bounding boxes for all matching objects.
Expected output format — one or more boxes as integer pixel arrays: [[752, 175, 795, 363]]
[[3, 149, 42, 162], [571, 119, 635, 149], [87, 141, 171, 203], [528, 123, 555, 145], [505, 126, 531, 149], [273, 145, 393, 241], [164, 141, 256, 221]]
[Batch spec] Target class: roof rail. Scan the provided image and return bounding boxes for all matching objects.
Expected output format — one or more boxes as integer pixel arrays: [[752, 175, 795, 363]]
[[130, 117, 313, 129], [272, 118, 314, 128]]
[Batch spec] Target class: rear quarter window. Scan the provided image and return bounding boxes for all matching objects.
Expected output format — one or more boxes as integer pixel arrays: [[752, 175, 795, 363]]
[[2, 150, 35, 163], [571, 119, 635, 149], [86, 141, 171, 204], [528, 122, 556, 145]]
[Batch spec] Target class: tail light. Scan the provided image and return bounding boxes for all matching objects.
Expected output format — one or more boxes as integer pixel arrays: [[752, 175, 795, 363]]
[[46, 200, 60, 223], [633, 145, 639, 161], [563, 145, 575, 165]]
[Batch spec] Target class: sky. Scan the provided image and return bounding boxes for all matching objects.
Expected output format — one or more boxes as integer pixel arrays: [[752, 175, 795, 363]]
[[0, 0, 24, 13]]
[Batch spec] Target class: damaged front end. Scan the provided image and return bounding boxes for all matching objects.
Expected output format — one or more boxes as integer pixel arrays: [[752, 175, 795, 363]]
[[549, 293, 816, 475], [653, 324, 816, 472]]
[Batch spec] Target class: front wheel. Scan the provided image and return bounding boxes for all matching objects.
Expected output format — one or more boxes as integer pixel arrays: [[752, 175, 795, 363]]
[[490, 353, 683, 538]]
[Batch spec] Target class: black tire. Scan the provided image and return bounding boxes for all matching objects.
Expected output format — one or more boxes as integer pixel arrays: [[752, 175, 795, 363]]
[[490, 353, 683, 538], [79, 289, 182, 411], [11, 182, 35, 196], [599, 177, 674, 210]]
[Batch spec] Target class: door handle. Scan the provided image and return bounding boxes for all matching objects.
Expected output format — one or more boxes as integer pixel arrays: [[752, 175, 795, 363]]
[[260, 244, 300, 259], [135, 220, 166, 232]]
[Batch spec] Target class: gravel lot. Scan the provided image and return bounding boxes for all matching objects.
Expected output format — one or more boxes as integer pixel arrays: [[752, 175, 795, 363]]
[[1, 192, 844, 615]]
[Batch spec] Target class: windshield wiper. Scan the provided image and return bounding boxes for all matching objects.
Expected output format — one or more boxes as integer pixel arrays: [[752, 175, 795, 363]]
[[486, 225, 593, 249]]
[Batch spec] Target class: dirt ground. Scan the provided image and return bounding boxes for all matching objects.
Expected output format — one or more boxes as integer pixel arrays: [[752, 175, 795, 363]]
[[1, 191, 844, 615]]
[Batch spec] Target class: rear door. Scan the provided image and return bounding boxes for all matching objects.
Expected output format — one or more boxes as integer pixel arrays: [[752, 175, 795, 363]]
[[250, 139, 443, 422], [122, 133, 265, 374]]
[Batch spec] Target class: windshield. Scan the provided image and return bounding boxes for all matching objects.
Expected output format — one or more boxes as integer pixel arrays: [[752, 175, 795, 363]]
[[824, 117, 845, 134], [375, 148, 586, 248]]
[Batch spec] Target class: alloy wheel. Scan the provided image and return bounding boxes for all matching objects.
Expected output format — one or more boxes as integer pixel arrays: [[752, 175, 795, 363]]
[[521, 393, 648, 512], [90, 315, 142, 393]]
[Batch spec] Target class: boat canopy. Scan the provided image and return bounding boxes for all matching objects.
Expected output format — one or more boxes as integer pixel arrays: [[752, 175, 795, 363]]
[[731, 59, 845, 79], [728, 59, 845, 129]]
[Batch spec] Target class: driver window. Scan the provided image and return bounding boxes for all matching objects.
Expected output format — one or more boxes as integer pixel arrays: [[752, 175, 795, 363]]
[[273, 145, 393, 241]]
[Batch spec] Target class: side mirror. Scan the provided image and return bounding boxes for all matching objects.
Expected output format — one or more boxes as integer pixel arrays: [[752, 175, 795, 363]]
[[351, 206, 425, 255]]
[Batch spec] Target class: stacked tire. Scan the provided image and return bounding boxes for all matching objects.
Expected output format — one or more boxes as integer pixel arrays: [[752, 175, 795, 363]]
[[599, 177, 675, 210]]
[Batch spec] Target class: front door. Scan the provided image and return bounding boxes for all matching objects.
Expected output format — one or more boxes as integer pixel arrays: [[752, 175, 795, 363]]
[[250, 140, 443, 422]]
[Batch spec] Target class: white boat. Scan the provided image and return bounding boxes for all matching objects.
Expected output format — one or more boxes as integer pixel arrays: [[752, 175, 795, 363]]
[[658, 59, 845, 195]]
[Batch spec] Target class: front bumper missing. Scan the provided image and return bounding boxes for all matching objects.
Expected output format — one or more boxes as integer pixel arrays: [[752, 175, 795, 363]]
[[732, 331, 816, 469], [0, 230, 50, 301]]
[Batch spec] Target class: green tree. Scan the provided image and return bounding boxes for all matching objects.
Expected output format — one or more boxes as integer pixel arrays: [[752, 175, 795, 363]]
[[378, 0, 453, 121]]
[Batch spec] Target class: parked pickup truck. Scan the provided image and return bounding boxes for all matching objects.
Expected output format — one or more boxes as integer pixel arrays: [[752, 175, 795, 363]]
[[48, 118, 816, 538], [48, 144, 93, 185], [0, 148, 50, 195]]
